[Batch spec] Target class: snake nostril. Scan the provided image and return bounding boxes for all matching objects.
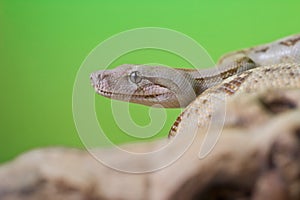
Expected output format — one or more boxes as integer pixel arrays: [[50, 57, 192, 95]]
[[90, 74, 98, 87], [90, 72, 96, 80]]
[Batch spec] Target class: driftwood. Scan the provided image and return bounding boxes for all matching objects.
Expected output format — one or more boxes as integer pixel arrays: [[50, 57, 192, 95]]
[[0, 89, 300, 200]]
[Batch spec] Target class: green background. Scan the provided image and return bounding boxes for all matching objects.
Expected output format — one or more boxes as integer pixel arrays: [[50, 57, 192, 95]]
[[1, 0, 299, 163]]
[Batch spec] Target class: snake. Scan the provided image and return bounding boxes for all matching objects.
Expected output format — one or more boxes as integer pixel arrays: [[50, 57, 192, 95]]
[[90, 34, 300, 137]]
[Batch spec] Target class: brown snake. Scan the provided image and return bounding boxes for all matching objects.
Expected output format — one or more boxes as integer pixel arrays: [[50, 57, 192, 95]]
[[90, 34, 300, 137]]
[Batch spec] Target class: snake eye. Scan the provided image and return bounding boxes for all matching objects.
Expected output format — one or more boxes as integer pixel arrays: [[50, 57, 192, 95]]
[[129, 71, 142, 84]]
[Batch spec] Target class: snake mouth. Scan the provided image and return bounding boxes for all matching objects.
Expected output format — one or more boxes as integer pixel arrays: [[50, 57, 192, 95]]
[[96, 87, 171, 99], [97, 88, 114, 97], [96, 87, 179, 107]]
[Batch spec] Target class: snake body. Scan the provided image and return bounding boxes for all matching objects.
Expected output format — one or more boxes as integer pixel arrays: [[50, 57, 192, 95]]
[[169, 62, 300, 137], [90, 34, 300, 136]]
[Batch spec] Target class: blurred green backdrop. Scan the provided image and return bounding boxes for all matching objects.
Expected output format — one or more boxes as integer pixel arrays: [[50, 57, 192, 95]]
[[1, 0, 299, 163]]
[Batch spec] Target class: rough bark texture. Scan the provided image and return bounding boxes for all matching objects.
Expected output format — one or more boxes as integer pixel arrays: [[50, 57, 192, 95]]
[[0, 89, 300, 200]]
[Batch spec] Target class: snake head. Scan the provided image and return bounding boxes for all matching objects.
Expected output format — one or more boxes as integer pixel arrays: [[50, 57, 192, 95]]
[[90, 64, 196, 108]]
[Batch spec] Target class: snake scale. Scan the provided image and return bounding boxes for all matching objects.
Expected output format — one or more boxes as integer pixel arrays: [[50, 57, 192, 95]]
[[90, 34, 300, 137]]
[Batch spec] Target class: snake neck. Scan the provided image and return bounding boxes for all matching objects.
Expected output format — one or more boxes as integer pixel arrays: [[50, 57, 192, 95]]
[[185, 56, 257, 95]]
